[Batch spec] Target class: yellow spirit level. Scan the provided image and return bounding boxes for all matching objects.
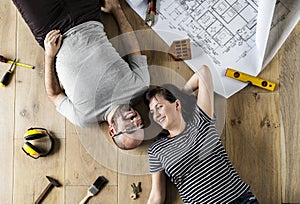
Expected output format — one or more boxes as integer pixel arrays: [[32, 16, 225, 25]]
[[225, 68, 276, 91]]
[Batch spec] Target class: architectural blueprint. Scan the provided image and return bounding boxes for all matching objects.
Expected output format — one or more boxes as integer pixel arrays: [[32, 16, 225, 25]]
[[161, 0, 258, 66], [127, 0, 300, 98]]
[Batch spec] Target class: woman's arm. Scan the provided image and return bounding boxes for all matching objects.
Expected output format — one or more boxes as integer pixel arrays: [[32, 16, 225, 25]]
[[44, 30, 66, 106], [183, 65, 214, 118], [147, 171, 166, 204]]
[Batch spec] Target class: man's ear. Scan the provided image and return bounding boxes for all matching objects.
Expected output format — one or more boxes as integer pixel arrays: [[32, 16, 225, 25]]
[[108, 124, 116, 137]]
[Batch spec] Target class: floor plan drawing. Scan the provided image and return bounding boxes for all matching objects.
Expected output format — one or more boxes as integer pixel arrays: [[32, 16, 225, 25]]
[[158, 0, 258, 66], [126, 0, 300, 97]]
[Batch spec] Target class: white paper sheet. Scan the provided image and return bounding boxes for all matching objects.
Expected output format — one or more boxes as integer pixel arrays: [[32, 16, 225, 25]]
[[126, 0, 300, 98]]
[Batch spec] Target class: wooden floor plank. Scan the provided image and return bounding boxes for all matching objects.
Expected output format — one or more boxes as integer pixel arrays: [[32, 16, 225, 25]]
[[0, 0, 16, 203], [279, 22, 300, 203], [13, 138, 65, 204], [118, 174, 151, 204], [65, 121, 118, 203], [66, 185, 117, 204], [14, 15, 65, 139], [226, 92, 281, 203], [12, 8, 66, 204]]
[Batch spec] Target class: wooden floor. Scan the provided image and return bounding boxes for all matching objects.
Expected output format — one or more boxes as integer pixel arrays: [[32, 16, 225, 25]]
[[0, 0, 299, 203]]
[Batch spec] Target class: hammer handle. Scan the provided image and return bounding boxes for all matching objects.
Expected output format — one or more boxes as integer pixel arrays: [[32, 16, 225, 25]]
[[34, 183, 53, 204]]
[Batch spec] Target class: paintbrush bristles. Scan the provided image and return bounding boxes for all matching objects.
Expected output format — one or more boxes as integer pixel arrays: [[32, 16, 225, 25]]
[[89, 176, 108, 195]]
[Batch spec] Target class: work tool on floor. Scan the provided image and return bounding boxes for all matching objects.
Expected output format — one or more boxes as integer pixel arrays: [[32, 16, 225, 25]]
[[34, 176, 61, 204], [145, 0, 157, 26], [79, 176, 108, 204], [0, 55, 34, 69], [130, 182, 141, 200], [0, 58, 16, 87], [225, 68, 276, 91], [22, 127, 55, 159], [169, 39, 192, 61]]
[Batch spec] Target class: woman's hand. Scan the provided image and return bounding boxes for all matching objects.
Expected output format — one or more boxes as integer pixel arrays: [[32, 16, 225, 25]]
[[44, 30, 62, 59], [147, 171, 166, 204], [183, 65, 214, 118]]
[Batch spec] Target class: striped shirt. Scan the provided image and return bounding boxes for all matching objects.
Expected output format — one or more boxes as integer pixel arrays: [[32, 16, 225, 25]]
[[148, 105, 249, 203]]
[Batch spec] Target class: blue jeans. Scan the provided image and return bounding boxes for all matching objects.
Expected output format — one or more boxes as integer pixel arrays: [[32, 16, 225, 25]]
[[230, 191, 259, 204]]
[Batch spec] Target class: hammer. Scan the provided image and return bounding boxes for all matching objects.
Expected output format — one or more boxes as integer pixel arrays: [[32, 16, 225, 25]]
[[34, 176, 61, 204]]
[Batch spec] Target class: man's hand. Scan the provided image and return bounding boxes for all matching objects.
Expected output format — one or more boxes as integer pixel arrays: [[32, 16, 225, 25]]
[[44, 30, 65, 107], [101, 0, 121, 14], [101, 0, 141, 56], [44, 30, 62, 58]]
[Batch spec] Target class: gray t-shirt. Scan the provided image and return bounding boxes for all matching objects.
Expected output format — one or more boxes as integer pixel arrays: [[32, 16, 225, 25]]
[[55, 21, 150, 127]]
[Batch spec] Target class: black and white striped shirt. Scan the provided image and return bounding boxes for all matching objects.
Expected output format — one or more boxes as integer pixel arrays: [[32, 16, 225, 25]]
[[148, 105, 249, 203]]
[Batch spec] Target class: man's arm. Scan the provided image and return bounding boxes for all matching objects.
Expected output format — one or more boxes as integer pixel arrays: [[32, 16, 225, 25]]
[[101, 0, 141, 56], [183, 65, 214, 118], [147, 171, 166, 204], [44, 30, 66, 106]]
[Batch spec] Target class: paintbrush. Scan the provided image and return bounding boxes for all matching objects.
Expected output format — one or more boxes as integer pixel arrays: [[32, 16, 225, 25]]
[[79, 176, 108, 204]]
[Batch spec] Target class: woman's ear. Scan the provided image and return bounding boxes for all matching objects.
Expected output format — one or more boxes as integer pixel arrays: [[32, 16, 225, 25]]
[[108, 124, 116, 137], [175, 99, 181, 111]]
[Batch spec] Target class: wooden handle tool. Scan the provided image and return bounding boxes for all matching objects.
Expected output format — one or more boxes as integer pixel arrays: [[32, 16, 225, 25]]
[[34, 176, 61, 204], [79, 176, 108, 204]]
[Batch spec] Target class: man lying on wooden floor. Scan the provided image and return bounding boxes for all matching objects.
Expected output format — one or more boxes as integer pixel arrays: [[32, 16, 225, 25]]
[[12, 0, 150, 150]]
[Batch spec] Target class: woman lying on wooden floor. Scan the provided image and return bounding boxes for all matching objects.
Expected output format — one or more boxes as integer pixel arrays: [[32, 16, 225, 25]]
[[144, 65, 259, 204]]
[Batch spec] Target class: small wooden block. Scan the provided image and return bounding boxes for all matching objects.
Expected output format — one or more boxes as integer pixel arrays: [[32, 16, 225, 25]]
[[168, 39, 192, 61]]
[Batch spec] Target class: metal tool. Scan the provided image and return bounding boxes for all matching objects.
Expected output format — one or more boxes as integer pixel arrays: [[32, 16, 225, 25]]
[[130, 182, 141, 200], [0, 55, 34, 69], [145, 0, 157, 26], [0, 59, 16, 87], [34, 176, 61, 204], [225, 68, 276, 91], [79, 176, 108, 204]]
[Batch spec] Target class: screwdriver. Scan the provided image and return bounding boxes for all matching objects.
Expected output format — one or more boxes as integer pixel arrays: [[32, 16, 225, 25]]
[[0, 59, 16, 87], [0, 55, 34, 69]]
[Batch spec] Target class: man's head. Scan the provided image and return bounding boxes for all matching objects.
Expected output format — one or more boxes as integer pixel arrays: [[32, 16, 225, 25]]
[[108, 104, 144, 150]]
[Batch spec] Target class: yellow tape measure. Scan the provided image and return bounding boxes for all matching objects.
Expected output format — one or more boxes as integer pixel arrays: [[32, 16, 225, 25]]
[[225, 68, 276, 91]]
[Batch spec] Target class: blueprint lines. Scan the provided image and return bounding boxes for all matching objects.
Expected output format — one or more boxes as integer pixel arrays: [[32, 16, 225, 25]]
[[159, 0, 258, 67], [127, 0, 299, 97]]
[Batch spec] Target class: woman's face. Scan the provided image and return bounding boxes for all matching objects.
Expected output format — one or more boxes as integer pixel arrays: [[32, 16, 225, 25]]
[[149, 94, 180, 130]]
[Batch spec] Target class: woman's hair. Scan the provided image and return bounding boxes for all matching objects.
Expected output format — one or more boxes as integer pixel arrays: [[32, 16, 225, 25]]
[[144, 84, 196, 122]]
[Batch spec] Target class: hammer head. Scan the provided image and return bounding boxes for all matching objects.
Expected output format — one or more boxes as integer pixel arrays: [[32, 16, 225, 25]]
[[46, 176, 61, 187]]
